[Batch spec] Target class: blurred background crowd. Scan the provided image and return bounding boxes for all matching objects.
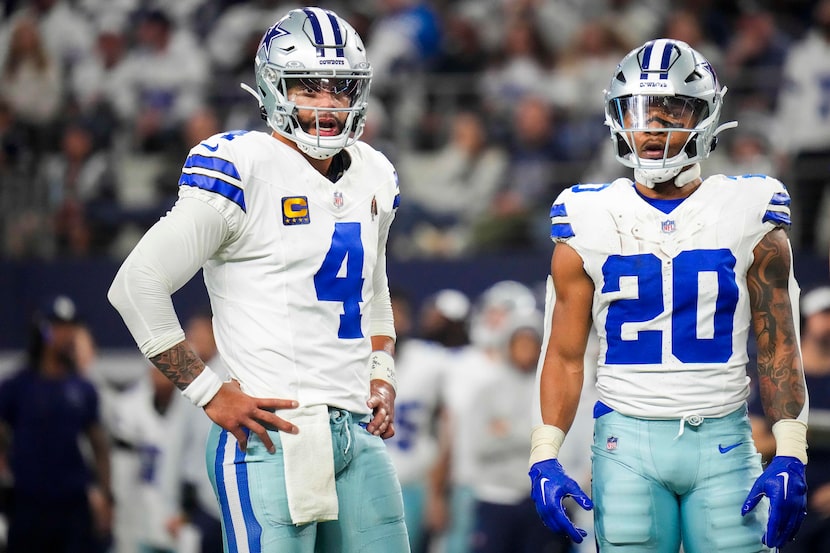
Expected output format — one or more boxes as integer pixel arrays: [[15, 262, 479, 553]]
[[1, 0, 830, 260], [1, 0, 830, 553]]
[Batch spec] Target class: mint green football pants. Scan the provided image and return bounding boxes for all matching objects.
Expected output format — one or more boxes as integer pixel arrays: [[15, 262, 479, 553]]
[[591, 405, 772, 553], [206, 408, 410, 553]]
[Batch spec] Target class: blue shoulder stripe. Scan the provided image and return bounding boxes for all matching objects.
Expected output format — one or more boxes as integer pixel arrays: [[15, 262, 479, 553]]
[[551, 223, 575, 239], [769, 192, 791, 206], [184, 154, 241, 180], [179, 173, 246, 211], [550, 203, 567, 218], [763, 210, 791, 227], [393, 193, 400, 209]]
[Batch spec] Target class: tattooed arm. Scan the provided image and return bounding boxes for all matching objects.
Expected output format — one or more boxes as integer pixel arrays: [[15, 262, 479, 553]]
[[109, 199, 297, 453], [150, 341, 299, 452], [747, 228, 807, 424]]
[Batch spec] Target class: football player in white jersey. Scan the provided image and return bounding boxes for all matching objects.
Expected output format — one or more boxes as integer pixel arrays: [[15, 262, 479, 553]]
[[108, 7, 409, 553], [529, 39, 810, 553]]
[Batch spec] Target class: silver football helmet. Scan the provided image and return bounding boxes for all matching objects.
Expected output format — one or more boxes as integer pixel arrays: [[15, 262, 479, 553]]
[[604, 39, 736, 187], [243, 7, 372, 159], [469, 280, 537, 350]]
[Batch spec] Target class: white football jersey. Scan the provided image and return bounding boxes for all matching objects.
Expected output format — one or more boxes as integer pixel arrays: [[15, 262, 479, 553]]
[[384, 338, 447, 484], [550, 174, 793, 418], [110, 379, 189, 550], [178, 131, 399, 414], [440, 346, 507, 486]]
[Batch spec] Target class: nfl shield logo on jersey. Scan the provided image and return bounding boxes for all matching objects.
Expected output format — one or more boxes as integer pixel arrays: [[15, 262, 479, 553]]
[[607, 436, 618, 451], [333, 191, 344, 209], [661, 220, 676, 233]]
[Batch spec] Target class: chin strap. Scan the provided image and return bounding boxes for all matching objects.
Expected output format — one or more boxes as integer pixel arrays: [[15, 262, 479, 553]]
[[674, 163, 701, 187], [635, 162, 701, 189]]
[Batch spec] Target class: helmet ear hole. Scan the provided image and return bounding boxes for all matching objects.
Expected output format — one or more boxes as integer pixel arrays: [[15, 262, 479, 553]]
[[614, 134, 632, 157], [684, 138, 699, 158]]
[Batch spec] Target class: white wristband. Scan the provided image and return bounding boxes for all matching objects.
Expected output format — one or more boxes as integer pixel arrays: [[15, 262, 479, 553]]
[[368, 350, 396, 391], [772, 418, 808, 464], [181, 365, 224, 407], [529, 424, 566, 468]]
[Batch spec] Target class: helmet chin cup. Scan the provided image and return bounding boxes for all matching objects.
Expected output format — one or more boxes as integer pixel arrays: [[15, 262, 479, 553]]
[[297, 138, 339, 160], [634, 162, 701, 189], [634, 166, 684, 188]]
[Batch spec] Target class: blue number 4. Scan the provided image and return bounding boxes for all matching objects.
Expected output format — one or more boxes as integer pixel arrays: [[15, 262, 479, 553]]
[[314, 222, 365, 339]]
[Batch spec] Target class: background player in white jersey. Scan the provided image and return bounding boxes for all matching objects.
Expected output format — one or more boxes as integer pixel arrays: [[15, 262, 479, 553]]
[[384, 288, 454, 553], [529, 39, 809, 552], [108, 7, 408, 552]]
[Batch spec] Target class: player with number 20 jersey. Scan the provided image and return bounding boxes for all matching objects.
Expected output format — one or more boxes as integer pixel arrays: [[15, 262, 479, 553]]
[[550, 174, 792, 419]]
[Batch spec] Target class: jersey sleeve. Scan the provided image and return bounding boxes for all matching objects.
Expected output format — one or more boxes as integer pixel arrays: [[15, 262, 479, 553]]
[[369, 149, 399, 339], [760, 178, 792, 231], [177, 132, 248, 236], [549, 189, 576, 244]]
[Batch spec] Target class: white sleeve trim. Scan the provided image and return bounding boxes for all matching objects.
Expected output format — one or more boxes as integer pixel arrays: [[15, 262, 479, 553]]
[[108, 197, 229, 358]]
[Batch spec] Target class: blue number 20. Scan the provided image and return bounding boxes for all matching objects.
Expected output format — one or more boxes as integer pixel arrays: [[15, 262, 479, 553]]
[[602, 249, 738, 364], [314, 222, 365, 339]]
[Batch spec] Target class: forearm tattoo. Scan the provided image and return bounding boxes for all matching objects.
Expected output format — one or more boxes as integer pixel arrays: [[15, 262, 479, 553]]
[[748, 229, 805, 422], [149, 342, 206, 392]]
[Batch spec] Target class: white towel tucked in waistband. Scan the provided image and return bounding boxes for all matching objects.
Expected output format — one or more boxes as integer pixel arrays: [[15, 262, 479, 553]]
[[280, 404, 339, 525]]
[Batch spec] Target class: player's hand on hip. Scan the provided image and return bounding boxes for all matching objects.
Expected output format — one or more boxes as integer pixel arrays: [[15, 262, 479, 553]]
[[366, 379, 396, 439], [741, 455, 807, 548], [204, 380, 298, 454], [529, 458, 593, 543]]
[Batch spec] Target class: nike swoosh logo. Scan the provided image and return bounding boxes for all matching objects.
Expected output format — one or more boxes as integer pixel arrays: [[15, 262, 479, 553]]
[[718, 442, 742, 454], [203, 143, 219, 152], [777, 471, 789, 500], [540, 477, 550, 506]]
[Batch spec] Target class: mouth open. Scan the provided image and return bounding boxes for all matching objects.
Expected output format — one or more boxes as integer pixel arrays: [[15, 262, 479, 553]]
[[640, 142, 668, 159], [314, 117, 342, 137]]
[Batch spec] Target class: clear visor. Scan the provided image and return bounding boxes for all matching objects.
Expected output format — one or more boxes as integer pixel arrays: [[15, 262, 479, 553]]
[[609, 95, 710, 130], [283, 76, 368, 107]]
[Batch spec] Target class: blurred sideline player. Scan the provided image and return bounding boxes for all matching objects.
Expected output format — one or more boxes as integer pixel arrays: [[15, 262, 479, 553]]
[[469, 311, 569, 553], [385, 289, 460, 553], [109, 363, 189, 553], [0, 295, 112, 553], [429, 281, 536, 553], [530, 39, 809, 552], [108, 7, 408, 552]]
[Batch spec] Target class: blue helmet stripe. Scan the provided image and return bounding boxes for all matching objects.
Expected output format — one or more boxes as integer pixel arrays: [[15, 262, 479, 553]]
[[179, 173, 246, 211], [184, 154, 241, 180], [659, 41, 673, 79], [325, 11, 345, 57], [640, 43, 654, 80], [303, 8, 326, 56]]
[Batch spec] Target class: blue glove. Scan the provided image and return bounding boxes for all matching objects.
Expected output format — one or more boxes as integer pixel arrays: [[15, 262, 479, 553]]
[[529, 458, 593, 543], [741, 455, 807, 548]]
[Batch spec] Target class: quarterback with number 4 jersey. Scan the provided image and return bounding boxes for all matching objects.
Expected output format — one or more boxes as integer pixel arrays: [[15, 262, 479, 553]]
[[529, 39, 809, 553], [109, 7, 409, 553]]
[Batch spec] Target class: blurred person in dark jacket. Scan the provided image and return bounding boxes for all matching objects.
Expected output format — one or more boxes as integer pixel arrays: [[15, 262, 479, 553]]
[[0, 294, 112, 553]]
